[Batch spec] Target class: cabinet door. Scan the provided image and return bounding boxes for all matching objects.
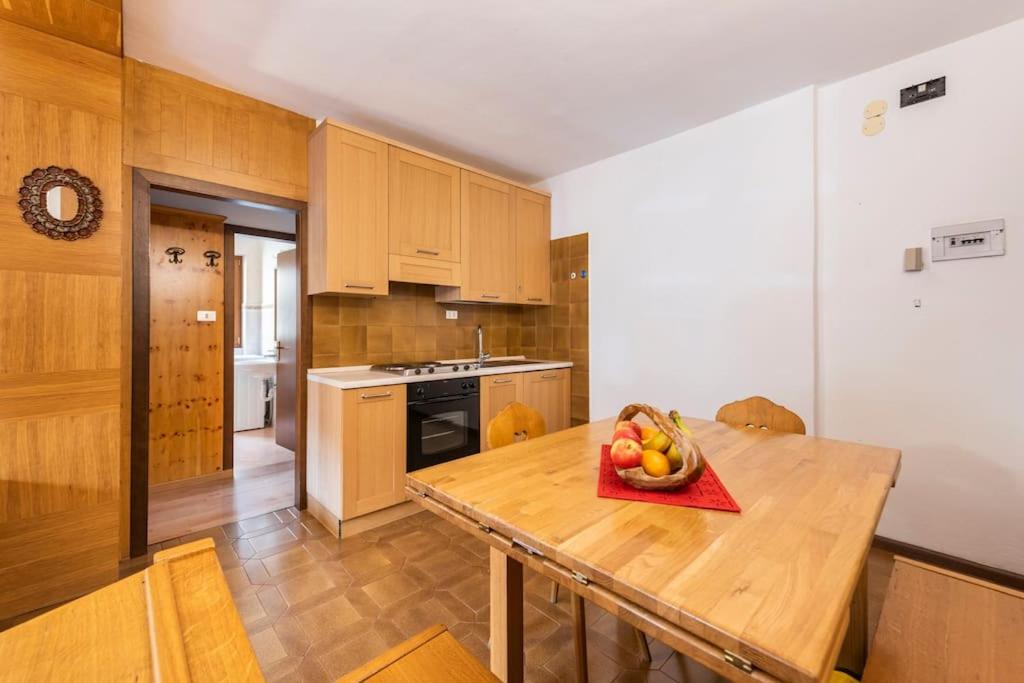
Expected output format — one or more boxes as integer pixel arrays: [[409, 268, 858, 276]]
[[308, 125, 389, 295], [342, 385, 407, 519], [480, 373, 523, 451], [523, 369, 571, 434], [389, 147, 461, 262], [460, 170, 516, 302], [515, 188, 551, 305]]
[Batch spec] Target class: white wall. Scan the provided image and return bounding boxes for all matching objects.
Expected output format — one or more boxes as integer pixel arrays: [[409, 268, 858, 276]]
[[538, 87, 817, 429], [234, 235, 295, 356], [538, 20, 1024, 574], [817, 19, 1024, 573]]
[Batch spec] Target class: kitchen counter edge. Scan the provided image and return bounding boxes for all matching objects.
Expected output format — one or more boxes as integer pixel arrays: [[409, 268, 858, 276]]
[[307, 358, 573, 390]]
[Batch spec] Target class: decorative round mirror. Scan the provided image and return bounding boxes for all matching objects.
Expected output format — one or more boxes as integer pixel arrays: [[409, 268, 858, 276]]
[[18, 166, 103, 241]]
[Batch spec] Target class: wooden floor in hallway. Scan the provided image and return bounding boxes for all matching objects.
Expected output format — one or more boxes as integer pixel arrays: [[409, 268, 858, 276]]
[[148, 428, 295, 544]]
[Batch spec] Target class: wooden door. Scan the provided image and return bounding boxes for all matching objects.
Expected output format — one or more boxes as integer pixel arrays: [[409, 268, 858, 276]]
[[307, 125, 389, 295], [275, 250, 298, 451], [480, 373, 524, 451], [148, 207, 225, 485], [389, 147, 461, 262], [0, 20, 123, 620], [523, 370, 571, 434], [342, 385, 407, 518], [461, 170, 516, 302], [515, 189, 551, 305]]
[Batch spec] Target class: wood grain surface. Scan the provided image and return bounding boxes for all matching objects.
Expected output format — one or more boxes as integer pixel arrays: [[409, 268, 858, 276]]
[[0, 18, 123, 620], [407, 416, 901, 683], [862, 557, 1024, 683], [337, 623, 498, 682], [123, 59, 313, 201], [0, 539, 262, 681], [0, 0, 122, 56], [148, 206, 226, 485]]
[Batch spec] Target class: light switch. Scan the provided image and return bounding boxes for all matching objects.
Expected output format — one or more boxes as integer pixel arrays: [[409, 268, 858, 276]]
[[197, 310, 217, 322], [445, 310, 458, 320]]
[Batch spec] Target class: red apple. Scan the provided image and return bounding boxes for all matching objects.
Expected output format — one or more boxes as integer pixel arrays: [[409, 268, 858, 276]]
[[614, 420, 642, 439], [610, 438, 644, 469], [612, 428, 641, 444]]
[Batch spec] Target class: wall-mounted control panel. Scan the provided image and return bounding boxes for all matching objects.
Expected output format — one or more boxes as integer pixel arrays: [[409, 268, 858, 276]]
[[931, 219, 1005, 262], [901, 76, 945, 108]]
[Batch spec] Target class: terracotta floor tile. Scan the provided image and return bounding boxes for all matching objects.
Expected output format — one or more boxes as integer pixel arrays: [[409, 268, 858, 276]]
[[239, 512, 283, 534], [317, 629, 389, 680], [362, 570, 420, 609], [261, 545, 315, 577], [277, 567, 337, 607], [272, 615, 312, 658], [249, 626, 289, 669], [293, 594, 362, 643], [249, 527, 299, 555]]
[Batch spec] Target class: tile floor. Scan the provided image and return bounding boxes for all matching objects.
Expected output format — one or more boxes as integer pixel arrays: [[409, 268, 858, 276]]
[[125, 507, 895, 682]]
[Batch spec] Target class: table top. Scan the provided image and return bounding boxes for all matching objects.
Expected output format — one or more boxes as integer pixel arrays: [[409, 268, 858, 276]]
[[862, 557, 1024, 683], [407, 416, 901, 683]]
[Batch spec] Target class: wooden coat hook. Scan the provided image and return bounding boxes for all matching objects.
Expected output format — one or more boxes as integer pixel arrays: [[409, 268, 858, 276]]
[[203, 250, 221, 267], [165, 247, 184, 264]]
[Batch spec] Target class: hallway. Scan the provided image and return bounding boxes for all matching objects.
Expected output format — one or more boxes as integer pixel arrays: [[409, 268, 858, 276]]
[[148, 428, 295, 544]]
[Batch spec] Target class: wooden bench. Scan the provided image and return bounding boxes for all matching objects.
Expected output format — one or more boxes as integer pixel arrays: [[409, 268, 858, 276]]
[[862, 556, 1024, 682], [338, 624, 497, 682], [0, 539, 262, 681]]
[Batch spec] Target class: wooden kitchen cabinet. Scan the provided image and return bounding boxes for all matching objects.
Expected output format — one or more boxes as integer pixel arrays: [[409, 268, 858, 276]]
[[480, 373, 524, 451], [307, 381, 407, 535], [437, 170, 516, 304], [523, 369, 571, 434], [389, 147, 461, 265], [515, 188, 551, 305], [307, 123, 389, 296]]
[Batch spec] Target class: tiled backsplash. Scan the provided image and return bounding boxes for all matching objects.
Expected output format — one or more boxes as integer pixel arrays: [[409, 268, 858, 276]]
[[311, 233, 589, 423]]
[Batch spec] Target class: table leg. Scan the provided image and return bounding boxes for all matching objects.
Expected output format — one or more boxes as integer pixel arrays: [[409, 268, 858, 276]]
[[837, 561, 869, 675], [571, 593, 589, 683], [489, 547, 524, 682]]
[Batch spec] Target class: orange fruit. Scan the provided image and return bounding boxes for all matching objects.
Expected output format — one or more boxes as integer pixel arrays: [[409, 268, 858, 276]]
[[641, 449, 671, 477]]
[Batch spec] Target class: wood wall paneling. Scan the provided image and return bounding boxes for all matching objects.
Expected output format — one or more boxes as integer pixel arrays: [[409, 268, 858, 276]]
[[123, 59, 314, 202], [148, 206, 226, 485], [0, 0, 122, 56], [0, 19, 122, 620]]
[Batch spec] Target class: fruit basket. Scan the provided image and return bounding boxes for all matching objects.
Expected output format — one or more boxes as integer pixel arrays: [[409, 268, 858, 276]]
[[610, 404, 706, 490]]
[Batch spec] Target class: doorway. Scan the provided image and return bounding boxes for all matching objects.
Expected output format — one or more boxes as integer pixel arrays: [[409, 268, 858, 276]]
[[130, 170, 310, 556]]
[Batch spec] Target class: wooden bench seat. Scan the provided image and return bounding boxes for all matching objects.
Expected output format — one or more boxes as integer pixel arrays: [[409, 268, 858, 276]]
[[338, 624, 497, 682], [0, 539, 262, 682], [862, 556, 1024, 682]]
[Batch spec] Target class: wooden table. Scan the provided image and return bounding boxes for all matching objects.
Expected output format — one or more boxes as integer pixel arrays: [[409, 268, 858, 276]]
[[406, 417, 901, 683]]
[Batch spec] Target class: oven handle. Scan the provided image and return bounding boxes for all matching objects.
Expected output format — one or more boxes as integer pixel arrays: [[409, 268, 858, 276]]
[[408, 394, 479, 406]]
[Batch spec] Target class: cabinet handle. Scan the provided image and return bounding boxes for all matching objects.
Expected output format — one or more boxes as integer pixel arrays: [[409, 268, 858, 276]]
[[493, 378, 513, 384], [527, 297, 543, 302], [481, 294, 501, 300], [416, 248, 440, 256], [541, 373, 558, 379], [345, 282, 375, 290], [360, 391, 393, 400]]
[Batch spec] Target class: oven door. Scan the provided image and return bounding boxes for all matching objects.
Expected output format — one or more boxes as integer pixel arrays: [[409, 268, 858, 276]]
[[406, 395, 480, 472]]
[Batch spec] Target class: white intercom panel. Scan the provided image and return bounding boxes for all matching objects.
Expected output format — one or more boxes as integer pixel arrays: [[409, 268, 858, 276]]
[[931, 219, 1005, 262]]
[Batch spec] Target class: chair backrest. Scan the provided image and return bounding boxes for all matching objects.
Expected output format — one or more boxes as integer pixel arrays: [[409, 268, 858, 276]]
[[486, 402, 547, 449], [715, 396, 806, 435]]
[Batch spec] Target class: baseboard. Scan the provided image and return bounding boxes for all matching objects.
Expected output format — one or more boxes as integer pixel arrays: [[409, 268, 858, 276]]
[[340, 500, 420, 538], [306, 493, 341, 539], [874, 535, 1024, 592]]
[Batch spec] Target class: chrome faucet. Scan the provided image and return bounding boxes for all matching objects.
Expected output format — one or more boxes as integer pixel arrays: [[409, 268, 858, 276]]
[[476, 325, 491, 365]]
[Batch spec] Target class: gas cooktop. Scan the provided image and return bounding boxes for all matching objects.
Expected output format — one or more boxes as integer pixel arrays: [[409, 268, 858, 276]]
[[370, 360, 481, 377]]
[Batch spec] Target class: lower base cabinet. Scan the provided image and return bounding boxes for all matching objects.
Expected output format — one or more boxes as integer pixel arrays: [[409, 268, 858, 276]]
[[480, 373, 523, 451], [524, 369, 571, 434], [307, 382, 406, 534]]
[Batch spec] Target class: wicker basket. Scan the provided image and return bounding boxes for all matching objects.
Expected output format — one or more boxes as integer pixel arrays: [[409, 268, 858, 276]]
[[613, 404, 706, 490]]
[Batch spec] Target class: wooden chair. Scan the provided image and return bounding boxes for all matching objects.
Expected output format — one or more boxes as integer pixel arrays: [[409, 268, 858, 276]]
[[486, 403, 650, 681], [715, 395, 806, 434]]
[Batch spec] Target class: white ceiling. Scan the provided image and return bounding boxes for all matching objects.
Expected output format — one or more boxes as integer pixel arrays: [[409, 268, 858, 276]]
[[151, 189, 297, 234], [125, 1, 1024, 182]]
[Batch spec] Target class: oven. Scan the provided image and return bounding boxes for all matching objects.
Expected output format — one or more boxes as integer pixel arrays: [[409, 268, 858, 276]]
[[406, 377, 480, 472]]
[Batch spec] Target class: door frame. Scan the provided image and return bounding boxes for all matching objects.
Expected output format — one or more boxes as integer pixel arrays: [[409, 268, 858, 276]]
[[129, 168, 311, 557]]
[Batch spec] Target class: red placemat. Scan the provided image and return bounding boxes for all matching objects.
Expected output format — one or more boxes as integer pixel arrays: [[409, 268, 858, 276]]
[[597, 445, 741, 512]]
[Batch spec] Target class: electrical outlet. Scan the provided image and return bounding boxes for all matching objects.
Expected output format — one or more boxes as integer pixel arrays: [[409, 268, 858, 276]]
[[445, 310, 458, 320]]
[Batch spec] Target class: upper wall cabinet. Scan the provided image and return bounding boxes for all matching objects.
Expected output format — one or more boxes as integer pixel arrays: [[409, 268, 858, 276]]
[[515, 189, 551, 305], [389, 148, 461, 266], [443, 171, 516, 303], [308, 123, 389, 296]]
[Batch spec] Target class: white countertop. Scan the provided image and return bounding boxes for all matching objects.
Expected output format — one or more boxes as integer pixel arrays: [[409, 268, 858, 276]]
[[308, 356, 572, 389]]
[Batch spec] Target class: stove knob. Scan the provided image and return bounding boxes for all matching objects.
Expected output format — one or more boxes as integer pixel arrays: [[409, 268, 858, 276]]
[[461, 382, 469, 390], [427, 367, 435, 373], [415, 386, 425, 396], [463, 364, 471, 371], [451, 365, 459, 372], [414, 368, 422, 375]]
